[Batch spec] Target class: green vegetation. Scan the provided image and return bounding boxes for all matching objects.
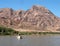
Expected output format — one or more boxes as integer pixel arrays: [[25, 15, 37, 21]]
[[0, 26, 19, 35], [0, 26, 60, 35], [18, 32, 60, 35]]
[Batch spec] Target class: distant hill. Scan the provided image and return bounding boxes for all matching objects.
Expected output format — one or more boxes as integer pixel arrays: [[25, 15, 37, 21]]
[[0, 5, 60, 32]]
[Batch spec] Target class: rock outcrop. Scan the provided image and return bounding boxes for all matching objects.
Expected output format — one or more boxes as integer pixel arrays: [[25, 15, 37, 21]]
[[0, 5, 60, 32]]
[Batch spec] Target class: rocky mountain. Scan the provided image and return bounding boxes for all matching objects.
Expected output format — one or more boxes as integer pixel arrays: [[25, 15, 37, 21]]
[[0, 5, 60, 32]]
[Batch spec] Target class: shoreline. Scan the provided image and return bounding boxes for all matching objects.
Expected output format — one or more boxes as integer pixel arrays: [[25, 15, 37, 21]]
[[0, 26, 60, 35], [0, 32, 60, 35]]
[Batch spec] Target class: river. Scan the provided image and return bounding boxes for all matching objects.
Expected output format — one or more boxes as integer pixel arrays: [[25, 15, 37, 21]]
[[0, 35, 60, 46]]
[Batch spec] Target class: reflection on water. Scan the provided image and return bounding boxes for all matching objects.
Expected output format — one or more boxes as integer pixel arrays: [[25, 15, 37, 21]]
[[0, 35, 60, 46]]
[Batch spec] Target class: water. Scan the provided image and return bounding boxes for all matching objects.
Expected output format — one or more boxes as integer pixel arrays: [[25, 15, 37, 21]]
[[0, 35, 60, 46]]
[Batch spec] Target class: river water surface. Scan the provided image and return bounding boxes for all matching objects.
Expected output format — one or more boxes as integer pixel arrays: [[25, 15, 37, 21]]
[[0, 35, 60, 46]]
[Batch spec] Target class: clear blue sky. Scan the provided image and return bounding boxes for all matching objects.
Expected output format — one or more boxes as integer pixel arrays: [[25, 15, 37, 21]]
[[0, 0, 60, 17]]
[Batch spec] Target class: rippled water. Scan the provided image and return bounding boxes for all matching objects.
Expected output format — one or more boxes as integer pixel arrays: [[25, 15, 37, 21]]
[[0, 35, 60, 46]]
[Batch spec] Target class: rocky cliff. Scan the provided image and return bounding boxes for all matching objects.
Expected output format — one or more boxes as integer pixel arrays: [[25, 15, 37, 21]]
[[0, 5, 60, 32]]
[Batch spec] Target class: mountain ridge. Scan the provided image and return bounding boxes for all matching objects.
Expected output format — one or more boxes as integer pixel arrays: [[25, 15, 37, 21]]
[[0, 5, 60, 32]]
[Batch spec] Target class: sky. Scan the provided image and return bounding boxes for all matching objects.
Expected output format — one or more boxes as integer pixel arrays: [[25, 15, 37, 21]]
[[0, 0, 60, 17]]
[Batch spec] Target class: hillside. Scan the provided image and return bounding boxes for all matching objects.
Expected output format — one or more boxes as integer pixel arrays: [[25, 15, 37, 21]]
[[0, 5, 60, 32]]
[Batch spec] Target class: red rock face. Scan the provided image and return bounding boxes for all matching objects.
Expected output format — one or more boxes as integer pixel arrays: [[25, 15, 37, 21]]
[[0, 5, 60, 32]]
